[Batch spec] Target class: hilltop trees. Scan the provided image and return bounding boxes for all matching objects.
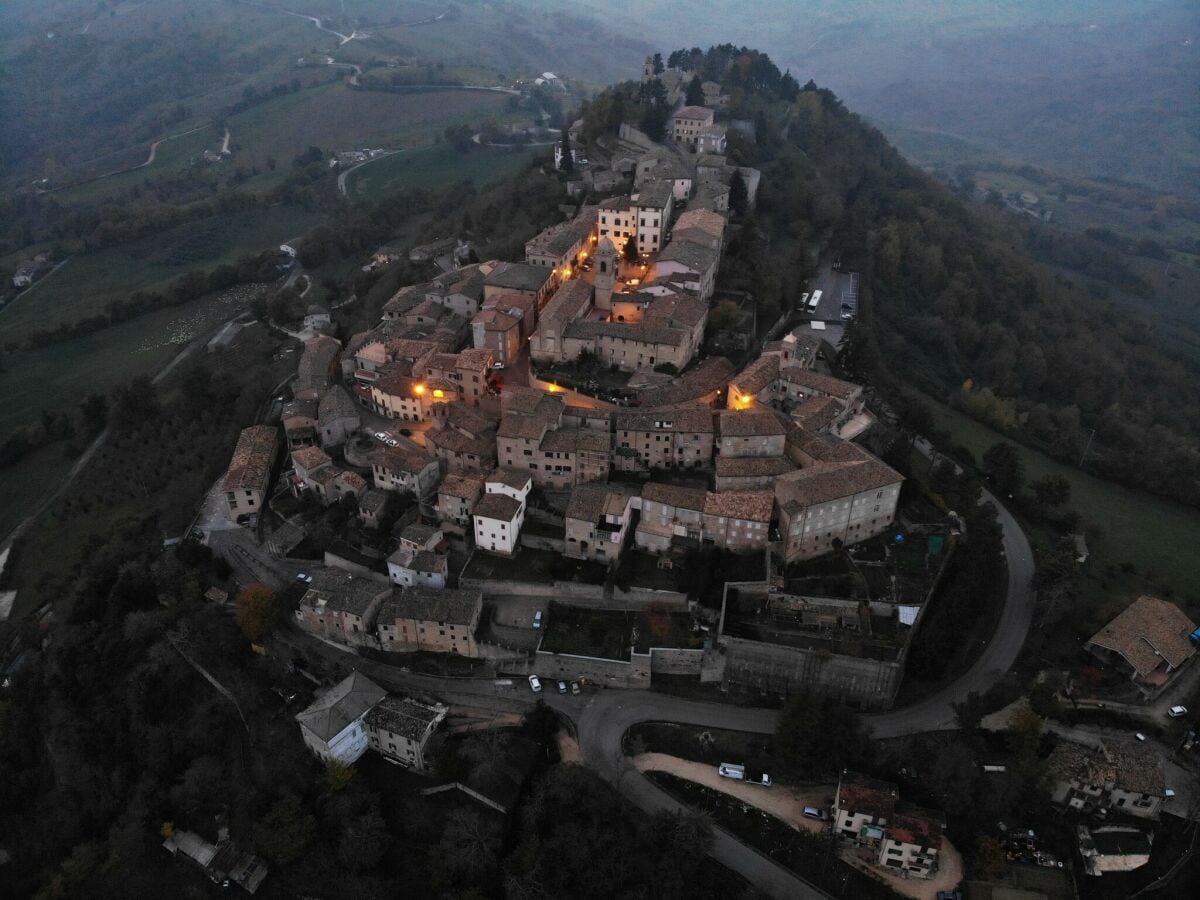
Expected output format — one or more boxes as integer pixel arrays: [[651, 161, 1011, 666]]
[[686, 74, 705, 106], [234, 582, 279, 643]]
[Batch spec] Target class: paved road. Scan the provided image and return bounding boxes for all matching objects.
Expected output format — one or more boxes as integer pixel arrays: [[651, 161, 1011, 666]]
[[868, 450, 1035, 737]]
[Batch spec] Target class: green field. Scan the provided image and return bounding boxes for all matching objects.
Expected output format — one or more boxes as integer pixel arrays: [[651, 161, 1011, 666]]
[[0, 206, 320, 344], [924, 395, 1200, 620], [229, 80, 515, 169], [348, 143, 539, 198], [0, 283, 265, 541], [53, 124, 223, 205]]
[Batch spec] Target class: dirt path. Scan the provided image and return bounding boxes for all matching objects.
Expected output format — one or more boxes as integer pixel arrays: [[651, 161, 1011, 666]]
[[840, 842, 964, 900], [632, 752, 833, 833]]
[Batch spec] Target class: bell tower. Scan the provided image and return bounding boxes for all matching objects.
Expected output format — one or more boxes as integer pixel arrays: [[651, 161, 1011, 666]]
[[594, 237, 617, 312]]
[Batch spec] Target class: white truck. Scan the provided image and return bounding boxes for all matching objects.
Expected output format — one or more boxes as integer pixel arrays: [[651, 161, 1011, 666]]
[[717, 763, 772, 786]]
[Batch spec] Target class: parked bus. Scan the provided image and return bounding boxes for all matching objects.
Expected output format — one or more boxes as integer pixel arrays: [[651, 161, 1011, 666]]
[[807, 289, 822, 311]]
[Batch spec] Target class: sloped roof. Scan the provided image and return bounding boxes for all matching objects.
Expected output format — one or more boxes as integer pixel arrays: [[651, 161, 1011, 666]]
[[474, 492, 523, 522], [483, 261, 552, 293], [1087, 596, 1197, 678], [837, 771, 897, 819], [223, 426, 279, 492], [380, 586, 482, 627], [295, 671, 386, 742], [318, 384, 360, 423]]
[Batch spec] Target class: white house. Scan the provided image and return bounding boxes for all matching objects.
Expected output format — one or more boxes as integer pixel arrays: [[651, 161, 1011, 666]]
[[472, 468, 530, 556], [294, 671, 388, 764]]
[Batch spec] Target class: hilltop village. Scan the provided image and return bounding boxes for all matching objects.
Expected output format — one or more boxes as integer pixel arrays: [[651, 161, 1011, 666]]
[[190, 55, 1200, 898]]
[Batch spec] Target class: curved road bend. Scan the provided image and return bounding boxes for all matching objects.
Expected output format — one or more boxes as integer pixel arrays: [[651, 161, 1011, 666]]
[[867, 485, 1035, 738]]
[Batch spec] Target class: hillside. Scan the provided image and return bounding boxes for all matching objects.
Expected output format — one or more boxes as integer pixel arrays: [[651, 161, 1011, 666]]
[[0, 0, 650, 192]]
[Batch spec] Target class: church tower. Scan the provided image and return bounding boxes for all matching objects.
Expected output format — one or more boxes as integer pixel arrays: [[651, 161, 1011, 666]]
[[642, 56, 654, 81], [594, 237, 617, 312]]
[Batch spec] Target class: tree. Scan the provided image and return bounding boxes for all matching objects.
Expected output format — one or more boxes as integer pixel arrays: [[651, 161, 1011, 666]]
[[438, 808, 501, 883], [234, 583, 278, 643], [337, 809, 388, 872], [685, 74, 705, 106], [1030, 474, 1071, 508], [974, 834, 1008, 880], [254, 796, 316, 865], [982, 442, 1024, 495], [896, 396, 935, 447], [1005, 705, 1045, 780], [775, 690, 872, 777], [557, 123, 573, 173], [707, 299, 739, 334], [652, 52, 664, 74], [79, 394, 109, 437], [729, 168, 748, 216], [623, 236, 640, 263]]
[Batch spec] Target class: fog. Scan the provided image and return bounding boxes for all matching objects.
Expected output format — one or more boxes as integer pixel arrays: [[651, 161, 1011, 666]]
[[540, 0, 1200, 196]]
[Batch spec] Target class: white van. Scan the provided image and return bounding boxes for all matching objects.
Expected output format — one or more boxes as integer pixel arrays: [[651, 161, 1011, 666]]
[[528, 675, 542, 693]]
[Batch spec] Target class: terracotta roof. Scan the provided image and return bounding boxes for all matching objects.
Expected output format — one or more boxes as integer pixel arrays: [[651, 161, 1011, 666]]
[[775, 458, 903, 510], [538, 278, 594, 329], [638, 357, 734, 408], [525, 212, 595, 259], [429, 426, 493, 457], [483, 261, 552, 293], [223, 425, 279, 492], [564, 319, 689, 348], [474, 492, 523, 521], [487, 468, 532, 492], [295, 671, 386, 742], [473, 308, 520, 331], [793, 432, 871, 464], [887, 807, 943, 851], [791, 396, 843, 432], [439, 472, 485, 500], [334, 470, 367, 492], [617, 408, 714, 434], [318, 384, 359, 423], [702, 489, 773, 522], [380, 586, 482, 627], [373, 446, 436, 475], [632, 178, 674, 210], [566, 482, 637, 523], [837, 771, 897, 820], [732, 355, 780, 396], [674, 208, 726, 238], [456, 348, 494, 372], [714, 456, 795, 478], [1087, 596, 1197, 678], [718, 409, 788, 438], [780, 367, 861, 401], [291, 445, 331, 472], [498, 414, 552, 441], [643, 294, 707, 329], [673, 105, 715, 122], [541, 427, 611, 454], [657, 239, 718, 274], [641, 482, 707, 512]]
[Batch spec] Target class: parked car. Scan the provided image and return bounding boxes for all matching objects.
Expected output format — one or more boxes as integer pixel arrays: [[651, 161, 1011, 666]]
[[385, 438, 399, 447], [1135, 732, 1147, 741], [492, 362, 505, 370], [374, 431, 389, 441], [1169, 706, 1189, 717], [528, 675, 542, 693], [533, 610, 543, 629], [571, 681, 581, 695], [802, 806, 827, 821], [557, 681, 568, 694], [296, 573, 314, 584]]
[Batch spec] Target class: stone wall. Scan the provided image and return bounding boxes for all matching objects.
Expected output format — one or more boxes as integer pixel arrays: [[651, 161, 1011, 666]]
[[718, 635, 902, 708], [533, 649, 651, 689], [647, 646, 704, 675]]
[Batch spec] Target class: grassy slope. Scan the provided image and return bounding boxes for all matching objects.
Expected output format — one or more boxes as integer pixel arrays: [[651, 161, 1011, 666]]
[[0, 284, 268, 540], [924, 395, 1200, 621], [228, 80, 518, 169], [348, 144, 540, 198], [0, 206, 320, 343]]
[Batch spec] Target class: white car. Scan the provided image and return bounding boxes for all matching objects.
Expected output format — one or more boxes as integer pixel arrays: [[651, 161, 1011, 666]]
[[1135, 732, 1147, 741], [385, 438, 399, 447], [528, 675, 542, 693], [296, 573, 313, 584], [374, 431, 389, 441], [1169, 706, 1189, 718], [492, 362, 505, 370]]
